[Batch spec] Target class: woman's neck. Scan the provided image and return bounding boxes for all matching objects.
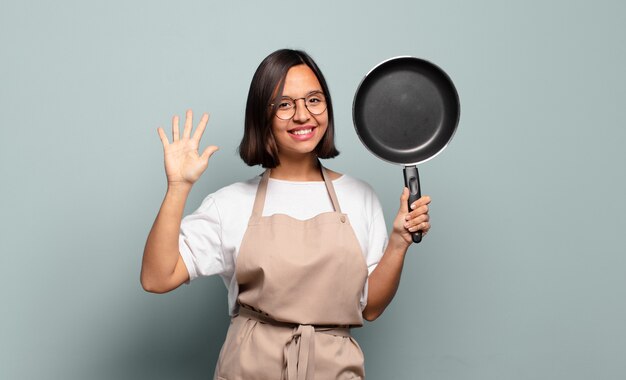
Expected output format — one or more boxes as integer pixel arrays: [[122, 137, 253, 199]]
[[269, 154, 322, 181]]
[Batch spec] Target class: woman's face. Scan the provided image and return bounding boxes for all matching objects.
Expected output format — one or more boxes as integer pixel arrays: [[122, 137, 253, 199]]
[[271, 64, 328, 160]]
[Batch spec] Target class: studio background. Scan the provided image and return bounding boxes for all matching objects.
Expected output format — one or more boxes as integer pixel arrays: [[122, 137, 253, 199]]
[[1, 1, 625, 379]]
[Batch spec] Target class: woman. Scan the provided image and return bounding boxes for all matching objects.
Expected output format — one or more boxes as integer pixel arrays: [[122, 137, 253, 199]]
[[141, 49, 431, 380]]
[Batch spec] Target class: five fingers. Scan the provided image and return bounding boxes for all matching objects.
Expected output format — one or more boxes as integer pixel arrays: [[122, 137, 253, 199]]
[[158, 109, 212, 147]]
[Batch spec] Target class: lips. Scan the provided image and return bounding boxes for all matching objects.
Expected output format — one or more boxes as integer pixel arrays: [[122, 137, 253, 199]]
[[287, 126, 317, 141]]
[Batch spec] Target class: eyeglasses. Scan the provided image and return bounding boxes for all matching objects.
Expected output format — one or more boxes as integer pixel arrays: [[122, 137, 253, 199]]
[[270, 91, 327, 120]]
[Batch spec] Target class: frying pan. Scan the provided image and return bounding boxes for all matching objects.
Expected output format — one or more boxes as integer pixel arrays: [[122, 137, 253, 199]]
[[353, 56, 460, 243]]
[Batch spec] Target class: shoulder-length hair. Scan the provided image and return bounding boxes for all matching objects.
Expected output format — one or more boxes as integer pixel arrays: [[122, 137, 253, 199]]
[[238, 49, 339, 168]]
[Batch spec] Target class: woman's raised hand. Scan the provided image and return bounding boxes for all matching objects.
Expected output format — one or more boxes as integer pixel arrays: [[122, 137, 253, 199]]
[[157, 110, 219, 187]]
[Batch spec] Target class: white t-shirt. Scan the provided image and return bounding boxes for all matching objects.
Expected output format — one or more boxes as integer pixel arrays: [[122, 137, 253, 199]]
[[179, 172, 389, 316]]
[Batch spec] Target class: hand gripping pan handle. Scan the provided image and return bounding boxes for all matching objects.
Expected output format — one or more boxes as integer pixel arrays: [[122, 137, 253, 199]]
[[403, 165, 422, 243]]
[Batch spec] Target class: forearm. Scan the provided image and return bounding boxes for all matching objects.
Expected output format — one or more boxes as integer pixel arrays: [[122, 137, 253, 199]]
[[362, 232, 410, 321], [141, 183, 191, 290]]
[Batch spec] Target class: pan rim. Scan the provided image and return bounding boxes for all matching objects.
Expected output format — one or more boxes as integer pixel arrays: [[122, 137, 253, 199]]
[[352, 55, 460, 166]]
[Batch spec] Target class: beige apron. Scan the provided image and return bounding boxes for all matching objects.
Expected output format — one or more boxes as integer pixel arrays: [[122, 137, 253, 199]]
[[214, 164, 369, 380]]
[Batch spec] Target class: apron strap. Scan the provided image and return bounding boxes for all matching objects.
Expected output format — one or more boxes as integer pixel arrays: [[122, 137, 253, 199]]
[[320, 164, 342, 214], [285, 325, 315, 380], [251, 169, 271, 218], [250, 162, 342, 218]]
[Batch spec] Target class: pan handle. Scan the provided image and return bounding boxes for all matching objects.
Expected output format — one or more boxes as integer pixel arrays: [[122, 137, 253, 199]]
[[403, 165, 422, 244]]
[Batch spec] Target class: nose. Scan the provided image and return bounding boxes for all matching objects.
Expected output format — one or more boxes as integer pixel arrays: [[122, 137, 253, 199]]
[[292, 98, 311, 122]]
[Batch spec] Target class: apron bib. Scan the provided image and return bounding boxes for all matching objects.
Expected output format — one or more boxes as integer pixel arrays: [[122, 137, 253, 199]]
[[214, 164, 369, 380]]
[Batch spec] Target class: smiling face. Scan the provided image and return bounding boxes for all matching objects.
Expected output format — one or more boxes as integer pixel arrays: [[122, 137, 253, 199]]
[[271, 64, 329, 161]]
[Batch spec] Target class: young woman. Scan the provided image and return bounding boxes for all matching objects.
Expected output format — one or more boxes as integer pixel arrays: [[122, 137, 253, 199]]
[[141, 49, 431, 380]]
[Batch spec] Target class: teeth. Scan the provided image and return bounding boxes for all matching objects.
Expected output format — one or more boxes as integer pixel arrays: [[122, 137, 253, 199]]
[[291, 128, 313, 135]]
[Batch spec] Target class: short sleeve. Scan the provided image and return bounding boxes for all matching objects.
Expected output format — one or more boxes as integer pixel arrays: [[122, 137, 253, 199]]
[[178, 196, 233, 283], [359, 188, 388, 311], [365, 191, 388, 276]]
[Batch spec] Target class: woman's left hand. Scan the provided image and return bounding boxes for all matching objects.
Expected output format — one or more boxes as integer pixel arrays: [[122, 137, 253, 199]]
[[391, 188, 431, 246]]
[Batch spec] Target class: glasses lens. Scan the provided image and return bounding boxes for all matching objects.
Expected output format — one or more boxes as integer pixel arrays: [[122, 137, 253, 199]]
[[305, 92, 327, 115], [275, 99, 295, 120]]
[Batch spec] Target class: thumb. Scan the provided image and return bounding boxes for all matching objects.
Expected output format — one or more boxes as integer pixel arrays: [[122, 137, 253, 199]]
[[201, 145, 219, 161], [398, 187, 410, 214]]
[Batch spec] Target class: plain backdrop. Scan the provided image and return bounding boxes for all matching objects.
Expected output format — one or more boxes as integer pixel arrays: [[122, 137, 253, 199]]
[[1, 0, 625, 379]]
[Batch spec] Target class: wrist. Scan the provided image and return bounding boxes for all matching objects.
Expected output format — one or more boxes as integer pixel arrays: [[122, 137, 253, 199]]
[[388, 232, 411, 252], [166, 181, 193, 195]]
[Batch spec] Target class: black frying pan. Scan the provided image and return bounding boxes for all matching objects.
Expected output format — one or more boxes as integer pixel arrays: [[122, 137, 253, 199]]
[[353, 56, 460, 243]]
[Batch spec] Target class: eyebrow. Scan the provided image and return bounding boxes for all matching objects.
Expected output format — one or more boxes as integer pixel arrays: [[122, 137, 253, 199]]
[[280, 90, 324, 99]]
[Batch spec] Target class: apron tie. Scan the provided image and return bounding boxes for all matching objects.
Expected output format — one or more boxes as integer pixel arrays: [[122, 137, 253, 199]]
[[237, 307, 352, 380], [285, 324, 315, 380]]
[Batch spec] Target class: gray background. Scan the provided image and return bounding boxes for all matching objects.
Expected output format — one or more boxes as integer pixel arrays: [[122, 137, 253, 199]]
[[1, 0, 625, 379]]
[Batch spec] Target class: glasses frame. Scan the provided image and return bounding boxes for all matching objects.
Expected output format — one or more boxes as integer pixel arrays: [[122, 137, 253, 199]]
[[270, 91, 327, 120]]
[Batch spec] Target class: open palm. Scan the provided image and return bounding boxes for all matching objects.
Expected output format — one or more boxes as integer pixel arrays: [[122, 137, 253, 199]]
[[157, 110, 219, 186]]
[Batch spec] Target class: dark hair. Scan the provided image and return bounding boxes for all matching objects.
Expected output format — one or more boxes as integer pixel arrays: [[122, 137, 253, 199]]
[[238, 49, 339, 168]]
